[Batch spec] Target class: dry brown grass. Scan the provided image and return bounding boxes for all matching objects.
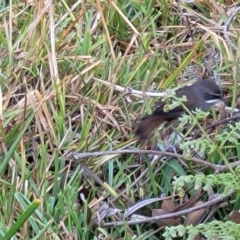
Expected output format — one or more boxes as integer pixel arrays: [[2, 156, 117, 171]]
[[1, 0, 240, 239]]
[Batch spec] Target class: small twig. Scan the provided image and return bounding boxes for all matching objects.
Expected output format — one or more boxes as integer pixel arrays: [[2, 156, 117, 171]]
[[192, 114, 240, 138], [223, 6, 240, 51], [100, 190, 233, 227], [203, 114, 240, 131], [73, 149, 240, 173], [93, 77, 166, 98]]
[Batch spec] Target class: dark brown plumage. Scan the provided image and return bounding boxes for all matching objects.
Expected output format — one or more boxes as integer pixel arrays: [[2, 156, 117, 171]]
[[135, 79, 224, 141]]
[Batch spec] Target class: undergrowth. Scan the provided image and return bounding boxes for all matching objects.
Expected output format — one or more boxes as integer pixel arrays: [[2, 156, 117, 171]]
[[0, 0, 240, 239]]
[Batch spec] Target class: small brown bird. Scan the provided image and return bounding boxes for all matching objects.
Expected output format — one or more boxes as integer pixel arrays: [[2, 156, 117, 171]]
[[135, 79, 224, 141]]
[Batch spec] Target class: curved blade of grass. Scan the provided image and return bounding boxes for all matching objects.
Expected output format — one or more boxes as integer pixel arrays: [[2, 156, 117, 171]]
[[2, 199, 41, 240]]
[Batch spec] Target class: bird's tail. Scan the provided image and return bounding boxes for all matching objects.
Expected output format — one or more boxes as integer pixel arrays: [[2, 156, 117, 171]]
[[135, 115, 165, 141]]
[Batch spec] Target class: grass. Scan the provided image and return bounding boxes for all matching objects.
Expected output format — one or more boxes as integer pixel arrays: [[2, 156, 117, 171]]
[[1, 0, 240, 239]]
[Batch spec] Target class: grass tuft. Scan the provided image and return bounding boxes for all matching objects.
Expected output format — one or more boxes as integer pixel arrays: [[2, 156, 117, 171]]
[[1, 0, 240, 239]]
